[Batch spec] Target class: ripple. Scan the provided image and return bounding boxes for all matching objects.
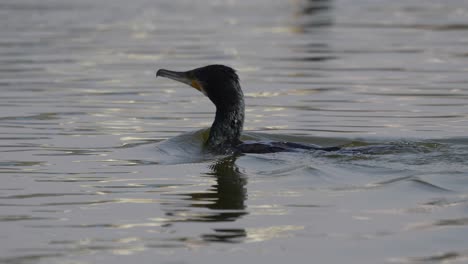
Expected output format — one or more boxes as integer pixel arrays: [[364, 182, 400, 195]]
[[434, 218, 468, 227], [0, 193, 90, 200], [245, 225, 304, 243], [389, 250, 468, 264], [0, 254, 64, 264], [0, 215, 55, 222], [201, 229, 246, 243], [0, 161, 44, 167], [341, 23, 468, 31]]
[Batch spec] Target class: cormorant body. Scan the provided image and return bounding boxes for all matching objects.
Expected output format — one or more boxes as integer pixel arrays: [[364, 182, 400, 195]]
[[156, 65, 339, 154]]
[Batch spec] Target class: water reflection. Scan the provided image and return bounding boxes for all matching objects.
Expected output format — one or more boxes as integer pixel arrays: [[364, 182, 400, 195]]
[[164, 156, 247, 242], [205, 156, 247, 213], [300, 0, 332, 15], [295, 0, 333, 28], [268, 0, 335, 70]]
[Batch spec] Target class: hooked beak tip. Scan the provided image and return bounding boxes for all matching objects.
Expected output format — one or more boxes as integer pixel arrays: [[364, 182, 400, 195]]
[[155, 69, 163, 78], [155, 69, 175, 79]]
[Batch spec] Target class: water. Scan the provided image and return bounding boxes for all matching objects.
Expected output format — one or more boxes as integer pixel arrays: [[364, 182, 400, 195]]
[[1, 0, 468, 263]]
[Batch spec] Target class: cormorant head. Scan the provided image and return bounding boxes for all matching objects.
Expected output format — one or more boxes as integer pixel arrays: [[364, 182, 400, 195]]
[[156, 65, 243, 110]]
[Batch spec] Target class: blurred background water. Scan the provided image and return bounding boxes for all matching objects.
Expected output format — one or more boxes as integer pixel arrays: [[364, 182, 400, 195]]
[[1, 0, 468, 263]]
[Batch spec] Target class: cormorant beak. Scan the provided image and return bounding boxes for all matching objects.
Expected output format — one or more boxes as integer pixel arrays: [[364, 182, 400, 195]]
[[156, 69, 205, 95]]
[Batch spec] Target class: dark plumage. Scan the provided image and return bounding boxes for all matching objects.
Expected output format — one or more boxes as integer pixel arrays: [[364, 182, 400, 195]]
[[156, 65, 339, 154]]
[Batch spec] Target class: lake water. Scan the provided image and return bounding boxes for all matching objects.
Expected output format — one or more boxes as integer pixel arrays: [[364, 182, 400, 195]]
[[1, 0, 468, 263]]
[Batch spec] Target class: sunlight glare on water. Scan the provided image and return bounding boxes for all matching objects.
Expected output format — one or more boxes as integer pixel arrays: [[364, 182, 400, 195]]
[[1, 0, 468, 263]]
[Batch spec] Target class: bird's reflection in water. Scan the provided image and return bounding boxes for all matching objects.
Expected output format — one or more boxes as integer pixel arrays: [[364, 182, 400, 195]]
[[164, 156, 247, 243], [205, 156, 247, 213]]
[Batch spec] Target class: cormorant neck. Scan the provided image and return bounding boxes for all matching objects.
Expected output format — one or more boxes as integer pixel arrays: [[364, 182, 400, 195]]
[[207, 95, 245, 152]]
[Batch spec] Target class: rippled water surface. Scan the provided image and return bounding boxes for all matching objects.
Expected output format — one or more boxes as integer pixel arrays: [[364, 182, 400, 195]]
[[1, 0, 468, 263]]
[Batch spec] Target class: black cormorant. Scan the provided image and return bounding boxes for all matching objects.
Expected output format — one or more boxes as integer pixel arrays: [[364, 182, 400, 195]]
[[156, 65, 339, 154]]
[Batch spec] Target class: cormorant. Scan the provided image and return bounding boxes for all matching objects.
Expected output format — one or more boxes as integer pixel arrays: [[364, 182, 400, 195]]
[[156, 65, 339, 154]]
